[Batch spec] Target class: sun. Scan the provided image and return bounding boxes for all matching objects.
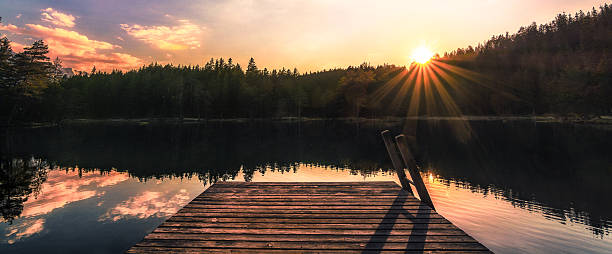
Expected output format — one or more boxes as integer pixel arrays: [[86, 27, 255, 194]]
[[411, 46, 434, 64]]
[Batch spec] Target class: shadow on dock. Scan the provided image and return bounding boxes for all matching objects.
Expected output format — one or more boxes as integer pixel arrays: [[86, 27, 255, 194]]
[[364, 194, 430, 253]]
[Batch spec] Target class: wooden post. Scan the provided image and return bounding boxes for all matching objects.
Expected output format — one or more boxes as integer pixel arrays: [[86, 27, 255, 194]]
[[381, 130, 413, 192], [395, 134, 435, 210]]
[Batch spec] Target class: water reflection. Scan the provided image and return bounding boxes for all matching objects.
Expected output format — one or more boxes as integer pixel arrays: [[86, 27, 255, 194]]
[[101, 189, 191, 222], [0, 161, 205, 253], [0, 120, 611, 253], [425, 173, 612, 253], [0, 158, 48, 223]]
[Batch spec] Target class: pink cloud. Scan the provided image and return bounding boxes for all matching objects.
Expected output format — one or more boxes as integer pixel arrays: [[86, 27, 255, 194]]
[[41, 8, 76, 28], [21, 170, 129, 217], [100, 189, 191, 221], [9, 40, 26, 53], [2, 169, 129, 244], [121, 18, 203, 50], [0, 23, 144, 71]]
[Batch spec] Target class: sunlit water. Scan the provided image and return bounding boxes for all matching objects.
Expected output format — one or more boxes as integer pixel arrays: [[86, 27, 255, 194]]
[[1, 120, 611, 253]]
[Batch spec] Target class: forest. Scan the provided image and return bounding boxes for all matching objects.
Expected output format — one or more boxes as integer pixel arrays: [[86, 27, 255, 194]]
[[1, 4, 611, 124]]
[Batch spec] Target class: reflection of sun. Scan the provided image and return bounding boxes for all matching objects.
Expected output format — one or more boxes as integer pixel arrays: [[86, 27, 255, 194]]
[[411, 46, 434, 64]]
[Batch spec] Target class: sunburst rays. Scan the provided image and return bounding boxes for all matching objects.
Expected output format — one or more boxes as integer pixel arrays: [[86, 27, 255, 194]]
[[371, 59, 516, 143]]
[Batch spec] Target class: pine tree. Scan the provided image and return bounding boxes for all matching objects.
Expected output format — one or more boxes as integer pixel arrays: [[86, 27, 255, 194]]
[[246, 57, 258, 73], [0, 37, 15, 88]]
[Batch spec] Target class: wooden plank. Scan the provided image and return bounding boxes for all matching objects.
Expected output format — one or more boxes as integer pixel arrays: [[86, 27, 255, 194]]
[[166, 217, 451, 224], [182, 204, 434, 210], [208, 184, 400, 188], [207, 185, 401, 189], [190, 200, 426, 205], [173, 212, 444, 219], [151, 227, 469, 236], [195, 194, 417, 199], [127, 247, 491, 254], [143, 233, 478, 242], [176, 211, 439, 216], [207, 182, 400, 187], [204, 188, 409, 193], [157, 222, 457, 229], [205, 189, 405, 194], [127, 182, 489, 253], [133, 239, 488, 251]]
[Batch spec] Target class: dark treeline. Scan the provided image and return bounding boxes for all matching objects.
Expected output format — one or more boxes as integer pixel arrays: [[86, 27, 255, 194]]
[[2, 5, 612, 123], [445, 4, 612, 114]]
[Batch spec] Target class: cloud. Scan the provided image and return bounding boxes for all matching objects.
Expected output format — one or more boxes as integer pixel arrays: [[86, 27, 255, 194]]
[[61, 52, 144, 72], [121, 18, 203, 50], [9, 41, 26, 53], [21, 170, 129, 217], [100, 189, 191, 221], [2, 169, 129, 244], [5, 219, 45, 244], [41, 8, 76, 28], [16, 14, 22, 19], [0, 23, 144, 71]]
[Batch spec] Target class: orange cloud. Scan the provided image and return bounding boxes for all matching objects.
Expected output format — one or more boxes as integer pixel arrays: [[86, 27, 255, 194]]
[[101, 189, 191, 221], [9, 40, 26, 53], [0, 23, 144, 71], [41, 8, 76, 28], [121, 18, 203, 50], [60, 52, 144, 72]]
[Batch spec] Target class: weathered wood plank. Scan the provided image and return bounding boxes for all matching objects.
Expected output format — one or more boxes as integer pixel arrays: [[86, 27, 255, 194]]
[[204, 185, 406, 192], [151, 227, 469, 236], [190, 201, 425, 205], [182, 204, 434, 210], [127, 246, 491, 254], [177, 210, 435, 215], [157, 222, 456, 229], [210, 181, 400, 186], [134, 239, 488, 251], [203, 190, 410, 195], [207, 185, 402, 190], [143, 233, 478, 242], [173, 212, 443, 219], [166, 217, 451, 224], [195, 194, 417, 199]]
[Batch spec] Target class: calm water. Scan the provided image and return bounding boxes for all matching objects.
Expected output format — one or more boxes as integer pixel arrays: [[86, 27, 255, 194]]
[[0, 120, 611, 253]]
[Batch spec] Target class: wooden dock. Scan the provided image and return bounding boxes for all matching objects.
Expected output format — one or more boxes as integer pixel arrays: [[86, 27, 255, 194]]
[[127, 181, 490, 253]]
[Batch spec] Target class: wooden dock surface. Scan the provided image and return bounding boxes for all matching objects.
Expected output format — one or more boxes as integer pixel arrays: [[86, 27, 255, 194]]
[[127, 181, 490, 253]]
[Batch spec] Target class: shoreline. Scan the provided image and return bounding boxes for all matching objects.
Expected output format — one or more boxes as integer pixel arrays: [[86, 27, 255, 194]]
[[2, 115, 612, 128]]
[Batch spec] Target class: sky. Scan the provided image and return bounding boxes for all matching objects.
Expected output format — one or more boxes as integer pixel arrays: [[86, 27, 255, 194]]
[[0, 0, 608, 72]]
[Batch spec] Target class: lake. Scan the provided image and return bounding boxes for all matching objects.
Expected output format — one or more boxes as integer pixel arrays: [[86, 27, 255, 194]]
[[1, 119, 611, 253]]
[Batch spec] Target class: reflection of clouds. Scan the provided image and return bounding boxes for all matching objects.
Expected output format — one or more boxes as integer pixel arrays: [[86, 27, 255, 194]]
[[21, 170, 128, 217], [4, 169, 129, 244], [5, 218, 45, 244], [101, 189, 190, 221]]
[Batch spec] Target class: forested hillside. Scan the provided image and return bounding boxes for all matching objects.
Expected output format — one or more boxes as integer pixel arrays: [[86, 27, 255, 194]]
[[1, 4, 611, 124], [445, 5, 612, 114]]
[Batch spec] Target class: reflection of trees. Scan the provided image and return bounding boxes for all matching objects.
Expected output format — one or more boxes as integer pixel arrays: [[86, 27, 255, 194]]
[[3, 120, 611, 236], [411, 121, 612, 237], [0, 157, 48, 223]]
